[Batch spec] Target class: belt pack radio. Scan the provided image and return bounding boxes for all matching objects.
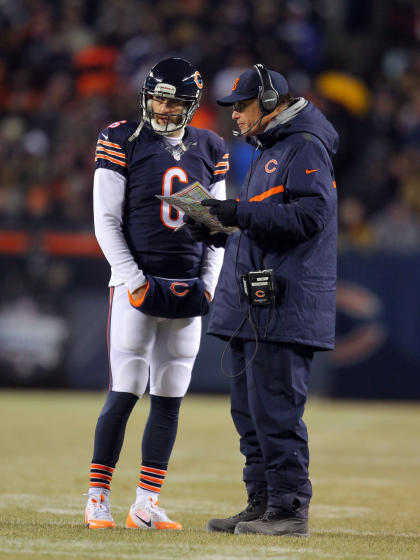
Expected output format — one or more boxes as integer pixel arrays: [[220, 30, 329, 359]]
[[241, 269, 275, 307]]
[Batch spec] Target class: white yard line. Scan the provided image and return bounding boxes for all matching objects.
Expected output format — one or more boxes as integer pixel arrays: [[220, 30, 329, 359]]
[[310, 504, 371, 518], [314, 528, 420, 538], [0, 539, 375, 560], [0, 535, 417, 560]]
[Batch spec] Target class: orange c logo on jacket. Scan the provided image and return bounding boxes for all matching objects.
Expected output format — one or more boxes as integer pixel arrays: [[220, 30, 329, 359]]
[[265, 159, 278, 173], [232, 78, 239, 91], [170, 282, 190, 297]]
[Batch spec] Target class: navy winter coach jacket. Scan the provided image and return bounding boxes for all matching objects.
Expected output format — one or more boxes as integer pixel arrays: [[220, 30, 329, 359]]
[[207, 100, 339, 350]]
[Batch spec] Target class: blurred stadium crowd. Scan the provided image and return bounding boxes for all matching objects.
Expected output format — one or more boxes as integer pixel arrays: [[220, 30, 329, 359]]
[[0, 0, 419, 253]]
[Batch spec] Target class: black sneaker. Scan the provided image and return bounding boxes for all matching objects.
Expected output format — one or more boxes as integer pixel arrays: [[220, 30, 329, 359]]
[[234, 507, 309, 537], [206, 490, 268, 533]]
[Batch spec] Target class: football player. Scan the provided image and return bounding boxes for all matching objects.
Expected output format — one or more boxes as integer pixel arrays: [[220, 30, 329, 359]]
[[84, 58, 228, 530]]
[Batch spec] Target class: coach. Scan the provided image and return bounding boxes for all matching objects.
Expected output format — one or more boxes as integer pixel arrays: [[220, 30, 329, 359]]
[[187, 64, 339, 536]]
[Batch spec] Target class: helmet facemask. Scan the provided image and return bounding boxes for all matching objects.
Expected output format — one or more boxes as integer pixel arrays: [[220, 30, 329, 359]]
[[142, 91, 196, 135]]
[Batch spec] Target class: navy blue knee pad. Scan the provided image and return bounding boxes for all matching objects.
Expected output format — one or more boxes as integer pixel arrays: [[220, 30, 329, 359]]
[[92, 391, 138, 467], [142, 395, 182, 469]]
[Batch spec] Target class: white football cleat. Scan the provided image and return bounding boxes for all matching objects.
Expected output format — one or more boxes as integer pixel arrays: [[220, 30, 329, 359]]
[[126, 494, 182, 530], [85, 492, 116, 529]]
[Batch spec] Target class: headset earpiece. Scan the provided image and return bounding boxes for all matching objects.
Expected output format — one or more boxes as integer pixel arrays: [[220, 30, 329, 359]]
[[254, 63, 279, 115]]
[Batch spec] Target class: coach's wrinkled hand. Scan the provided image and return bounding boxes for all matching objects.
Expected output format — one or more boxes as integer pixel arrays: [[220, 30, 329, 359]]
[[201, 199, 238, 227]]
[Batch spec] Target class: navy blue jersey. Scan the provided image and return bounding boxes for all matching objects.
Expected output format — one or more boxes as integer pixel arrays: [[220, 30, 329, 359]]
[[95, 121, 229, 278]]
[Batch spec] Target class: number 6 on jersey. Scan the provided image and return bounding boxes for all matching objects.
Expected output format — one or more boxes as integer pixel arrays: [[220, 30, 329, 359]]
[[160, 167, 188, 229]]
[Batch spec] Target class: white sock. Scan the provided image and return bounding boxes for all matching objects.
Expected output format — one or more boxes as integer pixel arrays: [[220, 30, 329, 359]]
[[135, 487, 158, 503], [88, 487, 110, 497]]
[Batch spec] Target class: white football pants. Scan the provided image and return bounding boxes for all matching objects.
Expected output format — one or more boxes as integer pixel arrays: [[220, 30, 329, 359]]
[[108, 285, 202, 398]]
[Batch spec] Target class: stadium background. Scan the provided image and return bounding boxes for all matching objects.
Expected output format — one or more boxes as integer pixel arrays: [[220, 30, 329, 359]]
[[0, 0, 419, 399]]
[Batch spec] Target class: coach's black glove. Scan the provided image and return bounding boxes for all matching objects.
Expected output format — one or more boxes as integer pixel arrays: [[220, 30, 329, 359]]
[[183, 215, 212, 242], [182, 215, 228, 248], [201, 199, 238, 227]]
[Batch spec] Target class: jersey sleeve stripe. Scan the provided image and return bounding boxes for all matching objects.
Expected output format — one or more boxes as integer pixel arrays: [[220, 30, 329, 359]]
[[96, 146, 127, 159], [97, 139, 123, 149], [95, 154, 128, 167], [213, 149, 229, 175]]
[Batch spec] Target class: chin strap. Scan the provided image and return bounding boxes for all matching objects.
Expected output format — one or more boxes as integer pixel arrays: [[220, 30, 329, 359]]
[[128, 120, 145, 142]]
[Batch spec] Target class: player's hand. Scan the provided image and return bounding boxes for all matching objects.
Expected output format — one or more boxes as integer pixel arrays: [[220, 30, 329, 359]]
[[201, 199, 238, 227], [204, 290, 212, 302], [130, 283, 148, 302]]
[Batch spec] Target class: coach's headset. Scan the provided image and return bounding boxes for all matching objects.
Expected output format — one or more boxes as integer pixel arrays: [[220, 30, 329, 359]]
[[254, 63, 280, 115], [233, 63, 280, 136]]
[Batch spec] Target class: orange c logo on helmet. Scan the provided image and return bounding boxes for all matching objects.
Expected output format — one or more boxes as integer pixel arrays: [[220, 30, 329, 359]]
[[232, 78, 240, 91], [265, 159, 278, 173], [170, 282, 190, 297], [255, 290, 266, 298], [194, 71, 203, 89]]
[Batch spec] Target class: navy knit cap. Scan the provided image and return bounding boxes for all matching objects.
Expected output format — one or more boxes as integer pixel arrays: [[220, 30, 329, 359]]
[[217, 67, 289, 106]]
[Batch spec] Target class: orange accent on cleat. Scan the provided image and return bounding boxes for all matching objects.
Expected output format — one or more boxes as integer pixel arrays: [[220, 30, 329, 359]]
[[154, 521, 182, 530], [126, 513, 138, 528], [86, 519, 116, 529], [125, 496, 182, 530], [84, 492, 115, 529]]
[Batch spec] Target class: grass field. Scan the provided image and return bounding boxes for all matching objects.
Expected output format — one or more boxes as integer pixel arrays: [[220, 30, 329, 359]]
[[0, 390, 419, 560]]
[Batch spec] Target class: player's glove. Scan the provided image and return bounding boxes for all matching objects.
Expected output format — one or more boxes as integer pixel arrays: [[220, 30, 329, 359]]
[[182, 215, 227, 248], [201, 199, 238, 227]]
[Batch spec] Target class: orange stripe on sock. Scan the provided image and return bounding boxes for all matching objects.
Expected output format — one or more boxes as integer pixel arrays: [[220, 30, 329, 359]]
[[139, 482, 161, 493], [91, 464, 115, 473], [141, 466, 167, 475], [140, 474, 164, 485], [89, 482, 110, 489], [91, 473, 112, 481]]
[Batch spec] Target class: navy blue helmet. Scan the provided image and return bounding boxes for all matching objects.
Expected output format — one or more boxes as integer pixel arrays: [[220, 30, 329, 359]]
[[141, 58, 203, 134]]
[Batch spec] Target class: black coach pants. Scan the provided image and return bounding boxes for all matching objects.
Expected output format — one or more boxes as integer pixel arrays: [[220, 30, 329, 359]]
[[229, 337, 313, 512]]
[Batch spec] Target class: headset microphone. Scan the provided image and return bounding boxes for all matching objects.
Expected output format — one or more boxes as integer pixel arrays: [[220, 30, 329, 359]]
[[232, 114, 264, 137]]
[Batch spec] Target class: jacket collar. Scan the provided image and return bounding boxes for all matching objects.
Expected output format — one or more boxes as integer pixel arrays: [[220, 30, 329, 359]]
[[247, 97, 308, 149]]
